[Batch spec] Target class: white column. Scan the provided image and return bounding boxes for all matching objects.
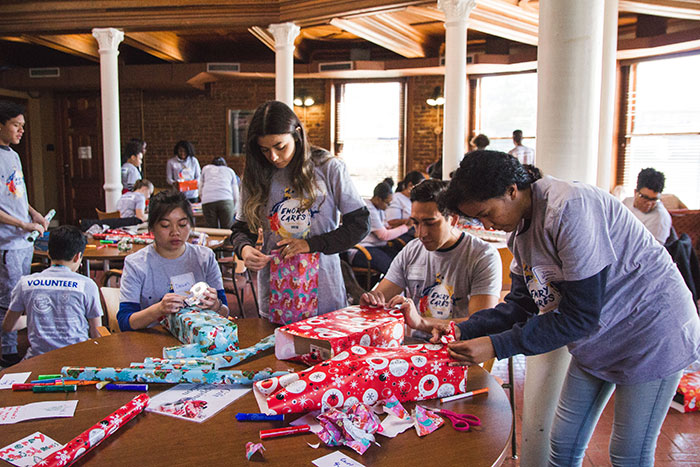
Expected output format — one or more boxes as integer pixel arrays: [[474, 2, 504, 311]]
[[525, 1, 605, 466], [536, 0, 605, 185], [92, 27, 124, 211], [597, 0, 619, 191], [268, 22, 300, 108], [438, 0, 476, 180]]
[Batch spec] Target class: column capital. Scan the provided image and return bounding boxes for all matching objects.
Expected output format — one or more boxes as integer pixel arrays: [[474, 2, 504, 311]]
[[268, 22, 300, 49], [92, 28, 124, 52], [438, 0, 476, 23]]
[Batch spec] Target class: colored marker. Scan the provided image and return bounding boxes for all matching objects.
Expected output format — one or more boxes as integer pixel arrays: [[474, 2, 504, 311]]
[[38, 374, 62, 380], [96, 381, 110, 389], [236, 413, 284, 422], [33, 384, 77, 393], [100, 239, 117, 244], [259, 425, 310, 439], [12, 383, 36, 391], [440, 387, 489, 404], [103, 383, 148, 391], [31, 378, 61, 384]]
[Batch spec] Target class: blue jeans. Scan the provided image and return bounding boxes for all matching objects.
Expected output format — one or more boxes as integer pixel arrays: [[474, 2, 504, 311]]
[[549, 359, 682, 467], [0, 247, 33, 354]]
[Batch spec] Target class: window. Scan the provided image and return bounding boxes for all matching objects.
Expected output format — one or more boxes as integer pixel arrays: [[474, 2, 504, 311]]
[[474, 72, 537, 153], [619, 54, 700, 208], [335, 81, 403, 198]]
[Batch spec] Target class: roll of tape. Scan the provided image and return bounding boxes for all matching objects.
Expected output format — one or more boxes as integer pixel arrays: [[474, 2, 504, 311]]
[[185, 281, 209, 306]]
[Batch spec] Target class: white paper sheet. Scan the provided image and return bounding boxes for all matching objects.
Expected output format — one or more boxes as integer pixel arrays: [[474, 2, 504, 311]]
[[0, 400, 78, 425], [0, 372, 31, 390], [312, 451, 366, 467], [0, 432, 62, 467], [146, 383, 249, 423], [290, 410, 322, 434]]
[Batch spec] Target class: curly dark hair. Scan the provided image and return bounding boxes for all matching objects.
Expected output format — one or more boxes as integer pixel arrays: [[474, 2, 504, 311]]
[[440, 150, 536, 214], [636, 168, 665, 193]]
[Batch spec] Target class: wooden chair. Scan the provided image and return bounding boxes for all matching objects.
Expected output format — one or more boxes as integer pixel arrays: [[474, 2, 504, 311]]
[[350, 244, 384, 291], [100, 268, 123, 288], [100, 286, 121, 334], [96, 208, 121, 220], [218, 254, 259, 318]]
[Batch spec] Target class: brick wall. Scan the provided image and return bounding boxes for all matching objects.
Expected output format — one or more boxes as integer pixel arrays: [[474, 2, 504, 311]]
[[118, 76, 442, 188]]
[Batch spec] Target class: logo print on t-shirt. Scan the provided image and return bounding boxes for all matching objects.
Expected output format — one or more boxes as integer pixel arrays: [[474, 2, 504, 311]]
[[418, 273, 455, 319], [269, 187, 317, 239], [522, 263, 561, 313], [5, 168, 25, 198]]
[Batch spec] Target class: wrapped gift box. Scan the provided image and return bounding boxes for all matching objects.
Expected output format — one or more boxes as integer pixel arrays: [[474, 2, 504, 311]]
[[178, 179, 198, 192], [671, 371, 700, 413], [274, 306, 404, 364], [255, 343, 467, 415], [161, 306, 238, 358]]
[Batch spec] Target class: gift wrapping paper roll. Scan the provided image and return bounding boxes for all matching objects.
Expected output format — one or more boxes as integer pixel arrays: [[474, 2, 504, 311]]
[[61, 366, 290, 385], [34, 393, 149, 467], [132, 359, 216, 370], [205, 333, 275, 369]]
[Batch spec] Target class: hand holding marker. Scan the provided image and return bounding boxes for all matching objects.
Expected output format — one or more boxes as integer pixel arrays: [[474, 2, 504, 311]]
[[27, 208, 55, 242]]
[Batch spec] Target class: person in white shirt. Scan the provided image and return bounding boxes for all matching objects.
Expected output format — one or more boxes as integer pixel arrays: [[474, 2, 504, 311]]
[[622, 167, 672, 243], [166, 140, 201, 202], [200, 157, 240, 228], [386, 170, 425, 227], [508, 129, 535, 165]]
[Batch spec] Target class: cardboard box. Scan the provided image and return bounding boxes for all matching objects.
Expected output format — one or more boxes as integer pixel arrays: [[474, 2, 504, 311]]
[[255, 343, 468, 415], [671, 371, 700, 413], [274, 306, 404, 364]]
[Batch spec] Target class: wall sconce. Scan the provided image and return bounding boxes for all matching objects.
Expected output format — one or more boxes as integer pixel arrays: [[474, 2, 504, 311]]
[[293, 91, 315, 107], [426, 86, 445, 106]]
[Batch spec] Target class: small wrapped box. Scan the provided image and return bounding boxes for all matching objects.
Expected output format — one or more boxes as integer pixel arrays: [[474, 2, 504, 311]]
[[255, 343, 468, 415], [161, 306, 239, 358], [671, 371, 700, 413], [274, 306, 404, 364]]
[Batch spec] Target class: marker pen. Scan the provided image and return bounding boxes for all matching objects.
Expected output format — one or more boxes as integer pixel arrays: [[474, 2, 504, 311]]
[[440, 387, 489, 404], [33, 384, 78, 393], [259, 425, 310, 439], [103, 383, 149, 391], [236, 413, 285, 422]]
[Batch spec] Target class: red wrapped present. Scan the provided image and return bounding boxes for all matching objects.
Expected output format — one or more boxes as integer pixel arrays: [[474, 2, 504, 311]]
[[671, 371, 700, 413], [178, 179, 198, 192], [274, 306, 404, 364], [255, 343, 467, 415]]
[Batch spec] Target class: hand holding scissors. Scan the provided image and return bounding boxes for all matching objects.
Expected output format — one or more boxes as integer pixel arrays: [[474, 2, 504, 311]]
[[435, 409, 481, 431]]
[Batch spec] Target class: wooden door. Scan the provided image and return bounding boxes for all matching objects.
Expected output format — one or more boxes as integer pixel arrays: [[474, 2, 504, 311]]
[[56, 94, 104, 224]]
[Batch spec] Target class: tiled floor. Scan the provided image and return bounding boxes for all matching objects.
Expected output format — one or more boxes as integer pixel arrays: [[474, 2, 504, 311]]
[[490, 356, 700, 467]]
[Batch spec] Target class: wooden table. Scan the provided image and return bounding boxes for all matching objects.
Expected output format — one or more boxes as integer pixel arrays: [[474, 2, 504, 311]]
[[0, 319, 513, 466]]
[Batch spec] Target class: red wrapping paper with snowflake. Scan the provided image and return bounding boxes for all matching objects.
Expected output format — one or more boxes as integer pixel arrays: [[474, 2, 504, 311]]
[[254, 343, 467, 415], [674, 371, 700, 413], [274, 306, 404, 364], [268, 250, 320, 324]]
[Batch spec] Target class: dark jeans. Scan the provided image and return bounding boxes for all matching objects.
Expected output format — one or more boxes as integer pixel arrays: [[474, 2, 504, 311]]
[[350, 244, 400, 275], [202, 199, 235, 229]]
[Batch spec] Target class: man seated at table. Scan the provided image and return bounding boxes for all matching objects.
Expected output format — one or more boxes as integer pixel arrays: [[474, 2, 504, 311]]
[[1, 225, 103, 360], [622, 167, 672, 243], [360, 179, 502, 328], [116, 179, 153, 224]]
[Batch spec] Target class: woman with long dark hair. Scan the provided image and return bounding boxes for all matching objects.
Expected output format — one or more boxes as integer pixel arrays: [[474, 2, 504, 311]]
[[230, 101, 369, 322]]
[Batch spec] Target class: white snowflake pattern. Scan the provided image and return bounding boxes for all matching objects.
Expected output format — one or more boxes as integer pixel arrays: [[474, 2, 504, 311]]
[[332, 375, 344, 387], [430, 362, 442, 373], [299, 395, 314, 408], [363, 368, 377, 379], [446, 368, 455, 377], [350, 380, 359, 389], [58, 451, 70, 465], [109, 414, 123, 426], [397, 379, 408, 389]]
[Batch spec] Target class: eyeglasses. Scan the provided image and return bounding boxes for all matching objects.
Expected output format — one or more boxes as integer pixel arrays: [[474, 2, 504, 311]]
[[636, 192, 660, 202]]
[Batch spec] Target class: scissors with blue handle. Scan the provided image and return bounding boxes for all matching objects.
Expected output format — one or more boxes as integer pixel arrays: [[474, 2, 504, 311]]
[[436, 409, 481, 431]]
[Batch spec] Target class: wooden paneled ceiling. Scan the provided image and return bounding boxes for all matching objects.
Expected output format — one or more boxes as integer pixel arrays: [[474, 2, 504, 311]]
[[0, 0, 699, 75]]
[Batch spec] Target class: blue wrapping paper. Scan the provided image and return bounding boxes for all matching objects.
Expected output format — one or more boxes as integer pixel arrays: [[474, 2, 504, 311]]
[[160, 306, 239, 358], [61, 366, 289, 385]]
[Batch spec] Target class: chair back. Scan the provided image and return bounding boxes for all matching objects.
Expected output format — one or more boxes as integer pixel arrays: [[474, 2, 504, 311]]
[[100, 286, 121, 333], [670, 209, 700, 257], [96, 208, 121, 220]]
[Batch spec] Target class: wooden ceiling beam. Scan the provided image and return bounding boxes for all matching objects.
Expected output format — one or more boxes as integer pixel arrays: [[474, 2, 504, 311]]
[[123, 32, 194, 63], [330, 15, 426, 58], [21, 34, 99, 62], [248, 26, 305, 60], [619, 0, 700, 21]]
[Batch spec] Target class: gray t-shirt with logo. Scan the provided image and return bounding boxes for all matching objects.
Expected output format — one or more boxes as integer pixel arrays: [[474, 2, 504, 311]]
[[386, 232, 502, 319], [0, 146, 31, 249], [120, 243, 223, 310], [116, 191, 146, 218], [508, 176, 700, 383], [166, 156, 201, 200], [121, 162, 141, 191], [237, 157, 365, 319], [9, 266, 103, 359]]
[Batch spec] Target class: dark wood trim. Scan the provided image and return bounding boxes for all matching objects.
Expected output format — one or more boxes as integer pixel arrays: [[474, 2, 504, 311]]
[[615, 64, 631, 186]]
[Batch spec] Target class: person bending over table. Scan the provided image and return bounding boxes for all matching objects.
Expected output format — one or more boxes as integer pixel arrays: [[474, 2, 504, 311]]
[[361, 179, 501, 329], [400, 150, 700, 466], [117, 191, 228, 331], [230, 100, 369, 322], [116, 179, 153, 223]]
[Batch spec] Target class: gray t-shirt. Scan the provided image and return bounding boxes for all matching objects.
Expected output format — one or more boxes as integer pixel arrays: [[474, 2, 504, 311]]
[[360, 198, 388, 247], [622, 196, 672, 243], [116, 191, 146, 218], [120, 243, 223, 310], [508, 176, 700, 383], [237, 157, 365, 319], [121, 162, 141, 191], [9, 265, 103, 359], [166, 156, 201, 199], [386, 232, 502, 319], [0, 146, 31, 249]]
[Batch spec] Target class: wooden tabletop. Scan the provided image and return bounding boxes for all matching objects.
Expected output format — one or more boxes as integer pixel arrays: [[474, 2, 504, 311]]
[[0, 319, 512, 466]]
